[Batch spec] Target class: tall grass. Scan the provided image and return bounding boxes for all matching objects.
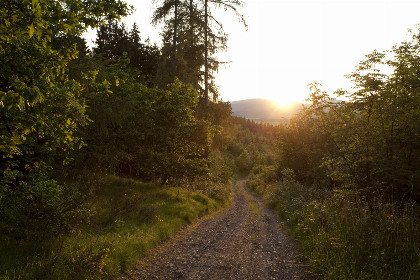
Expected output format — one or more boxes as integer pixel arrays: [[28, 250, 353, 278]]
[[248, 168, 420, 279], [0, 175, 231, 279]]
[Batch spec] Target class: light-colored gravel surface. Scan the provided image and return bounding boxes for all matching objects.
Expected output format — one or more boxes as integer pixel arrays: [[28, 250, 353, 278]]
[[123, 180, 311, 280]]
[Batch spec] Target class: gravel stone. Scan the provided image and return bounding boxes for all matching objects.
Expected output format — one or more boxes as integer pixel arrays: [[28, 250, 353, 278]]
[[123, 180, 311, 280]]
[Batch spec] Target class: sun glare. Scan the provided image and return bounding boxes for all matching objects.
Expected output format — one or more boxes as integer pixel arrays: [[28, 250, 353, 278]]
[[271, 95, 299, 109]]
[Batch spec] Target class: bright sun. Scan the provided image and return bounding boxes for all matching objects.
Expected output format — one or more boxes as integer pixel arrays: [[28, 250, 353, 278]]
[[271, 95, 297, 108]]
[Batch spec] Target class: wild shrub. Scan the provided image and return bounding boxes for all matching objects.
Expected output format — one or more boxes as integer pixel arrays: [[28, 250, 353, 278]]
[[251, 168, 420, 279], [0, 175, 229, 279]]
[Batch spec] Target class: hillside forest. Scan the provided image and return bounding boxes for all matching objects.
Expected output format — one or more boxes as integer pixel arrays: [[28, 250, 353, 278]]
[[0, 0, 419, 279]]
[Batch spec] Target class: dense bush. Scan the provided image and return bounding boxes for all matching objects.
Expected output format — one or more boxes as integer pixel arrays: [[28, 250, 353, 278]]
[[278, 29, 420, 201], [0, 175, 231, 279], [0, 0, 129, 240], [246, 28, 420, 279], [248, 169, 420, 279]]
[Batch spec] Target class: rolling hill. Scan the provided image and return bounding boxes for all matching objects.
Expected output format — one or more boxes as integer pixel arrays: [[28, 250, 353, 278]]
[[230, 98, 305, 122]]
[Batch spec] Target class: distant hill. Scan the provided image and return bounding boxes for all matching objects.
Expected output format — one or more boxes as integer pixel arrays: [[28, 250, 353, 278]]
[[230, 98, 305, 122]]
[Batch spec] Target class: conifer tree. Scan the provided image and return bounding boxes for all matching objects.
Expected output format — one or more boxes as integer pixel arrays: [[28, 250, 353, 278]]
[[94, 21, 160, 86], [153, 0, 246, 102]]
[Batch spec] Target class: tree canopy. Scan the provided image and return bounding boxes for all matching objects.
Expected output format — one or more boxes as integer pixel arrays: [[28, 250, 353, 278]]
[[277, 28, 420, 202]]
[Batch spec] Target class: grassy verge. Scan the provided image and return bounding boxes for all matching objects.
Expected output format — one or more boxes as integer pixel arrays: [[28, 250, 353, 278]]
[[248, 168, 420, 280], [0, 175, 231, 280], [239, 184, 260, 216]]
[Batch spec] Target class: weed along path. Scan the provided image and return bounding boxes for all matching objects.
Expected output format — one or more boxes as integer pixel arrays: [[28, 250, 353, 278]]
[[124, 181, 310, 280]]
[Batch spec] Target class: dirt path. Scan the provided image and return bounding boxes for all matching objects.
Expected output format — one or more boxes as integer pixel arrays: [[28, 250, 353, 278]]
[[124, 181, 311, 280]]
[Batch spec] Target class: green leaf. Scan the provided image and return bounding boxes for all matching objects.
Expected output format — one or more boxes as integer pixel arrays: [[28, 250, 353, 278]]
[[28, 25, 34, 38]]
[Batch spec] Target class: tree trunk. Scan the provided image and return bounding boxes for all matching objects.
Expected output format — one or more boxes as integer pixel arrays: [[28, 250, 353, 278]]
[[204, 0, 208, 106], [173, 0, 178, 80], [190, 0, 194, 49], [189, 0, 195, 87]]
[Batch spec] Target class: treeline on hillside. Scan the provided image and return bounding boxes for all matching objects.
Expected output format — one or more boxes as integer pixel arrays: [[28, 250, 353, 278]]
[[0, 0, 245, 242], [247, 28, 420, 279]]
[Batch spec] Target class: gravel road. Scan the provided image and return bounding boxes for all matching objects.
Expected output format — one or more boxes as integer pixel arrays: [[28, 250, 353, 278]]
[[124, 180, 311, 280]]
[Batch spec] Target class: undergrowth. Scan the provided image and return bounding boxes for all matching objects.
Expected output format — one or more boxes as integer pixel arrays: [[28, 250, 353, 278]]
[[0, 175, 231, 279], [248, 167, 420, 280]]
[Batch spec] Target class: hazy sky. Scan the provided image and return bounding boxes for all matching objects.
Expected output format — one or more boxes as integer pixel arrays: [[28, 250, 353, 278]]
[[84, 0, 420, 104]]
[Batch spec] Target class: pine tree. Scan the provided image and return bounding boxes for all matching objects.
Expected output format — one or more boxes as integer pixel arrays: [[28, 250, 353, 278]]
[[153, 0, 246, 102], [94, 21, 160, 86]]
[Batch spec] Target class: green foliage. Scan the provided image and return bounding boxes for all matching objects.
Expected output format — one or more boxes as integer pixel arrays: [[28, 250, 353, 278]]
[[153, 0, 246, 100], [278, 28, 420, 201], [247, 164, 277, 195], [248, 169, 420, 280], [141, 80, 211, 182], [227, 141, 243, 157], [221, 116, 277, 178], [0, 0, 234, 244], [198, 149, 234, 203], [0, 0, 129, 240], [0, 175, 230, 279], [0, 1, 236, 278], [236, 149, 252, 175], [94, 21, 160, 86], [76, 58, 212, 181], [152, 0, 213, 91], [248, 26, 420, 280]]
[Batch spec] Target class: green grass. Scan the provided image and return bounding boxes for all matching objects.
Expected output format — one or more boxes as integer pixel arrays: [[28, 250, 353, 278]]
[[0, 175, 231, 280], [239, 185, 260, 216], [248, 168, 420, 280]]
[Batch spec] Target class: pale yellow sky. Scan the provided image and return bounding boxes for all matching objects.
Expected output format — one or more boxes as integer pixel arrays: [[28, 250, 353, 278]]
[[84, 0, 420, 105]]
